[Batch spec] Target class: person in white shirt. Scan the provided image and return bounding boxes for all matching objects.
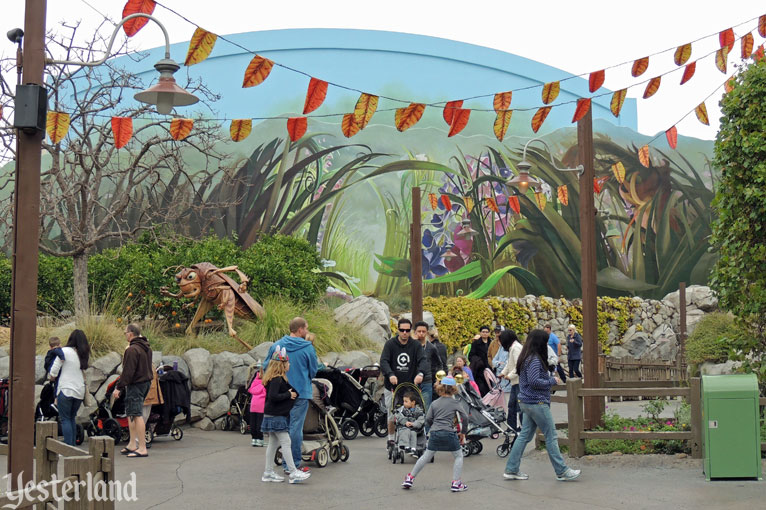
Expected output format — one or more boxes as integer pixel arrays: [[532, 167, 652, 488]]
[[49, 330, 90, 445], [499, 330, 523, 432]]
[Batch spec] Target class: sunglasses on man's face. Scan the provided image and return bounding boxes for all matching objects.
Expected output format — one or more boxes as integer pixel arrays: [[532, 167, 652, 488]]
[[399, 328, 411, 333]]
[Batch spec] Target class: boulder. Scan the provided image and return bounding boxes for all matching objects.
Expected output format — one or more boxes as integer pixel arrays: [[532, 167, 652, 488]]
[[189, 404, 205, 422], [700, 360, 741, 375], [205, 394, 229, 421], [333, 296, 391, 346], [645, 338, 678, 361], [685, 309, 706, 336], [239, 353, 257, 367], [248, 342, 273, 363], [687, 285, 718, 311], [84, 367, 107, 394], [208, 353, 234, 400], [232, 365, 250, 389], [191, 390, 210, 408], [91, 352, 122, 376], [161, 355, 190, 380], [95, 374, 120, 404], [35, 355, 47, 384], [193, 417, 215, 431], [321, 352, 340, 367], [400, 311, 435, 330], [218, 351, 245, 367], [227, 388, 238, 402], [620, 331, 651, 358], [337, 350, 374, 368], [0, 357, 9, 379], [609, 345, 631, 358], [152, 351, 163, 368], [183, 348, 213, 390], [77, 405, 96, 424], [651, 323, 676, 342]]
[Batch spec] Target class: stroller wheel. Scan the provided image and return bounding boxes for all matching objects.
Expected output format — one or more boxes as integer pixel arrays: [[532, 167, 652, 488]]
[[274, 448, 283, 466], [340, 419, 359, 440], [496, 443, 510, 458], [461, 442, 472, 457], [329, 445, 341, 463], [374, 413, 388, 438], [103, 419, 122, 444], [360, 419, 374, 436], [473, 441, 483, 454], [491, 432, 500, 440], [171, 427, 183, 441], [145, 429, 154, 445], [239, 418, 248, 435], [315, 448, 329, 468], [339, 444, 350, 462], [75, 424, 85, 446], [120, 427, 130, 444]]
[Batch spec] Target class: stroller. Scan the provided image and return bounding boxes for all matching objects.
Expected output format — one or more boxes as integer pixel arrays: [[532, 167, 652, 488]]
[[315, 365, 387, 440], [386, 383, 431, 464], [222, 385, 251, 434], [456, 381, 516, 458], [145, 365, 189, 444], [34, 380, 85, 445], [85, 378, 130, 444], [481, 368, 507, 410], [274, 378, 349, 468]]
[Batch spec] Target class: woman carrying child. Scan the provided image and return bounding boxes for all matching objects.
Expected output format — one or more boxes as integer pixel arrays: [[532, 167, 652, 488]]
[[260, 349, 311, 484], [401, 376, 469, 492]]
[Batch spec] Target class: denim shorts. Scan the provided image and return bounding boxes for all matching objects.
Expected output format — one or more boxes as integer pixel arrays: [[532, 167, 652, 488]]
[[125, 381, 151, 417], [261, 415, 289, 433], [427, 429, 460, 452]]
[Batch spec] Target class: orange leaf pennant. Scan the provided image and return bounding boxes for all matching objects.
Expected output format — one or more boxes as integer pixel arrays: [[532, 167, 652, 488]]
[[643, 76, 661, 99], [428, 193, 438, 210], [46, 111, 70, 143], [531, 106, 551, 133], [755, 45, 765, 62], [395, 103, 425, 132], [242, 55, 274, 88], [589, 70, 605, 93], [341, 114, 360, 138], [111, 116, 133, 148], [541, 82, 560, 105], [353, 93, 378, 130], [695, 103, 709, 125], [760, 15, 766, 38], [741, 33, 754, 59], [440, 194, 452, 211], [572, 98, 591, 123], [594, 176, 610, 193], [557, 185, 569, 206], [184, 28, 217, 66], [508, 196, 521, 215], [463, 196, 474, 214], [169, 118, 193, 141], [674, 43, 691, 66], [632, 57, 649, 77], [302, 78, 328, 114], [534, 191, 547, 211], [443, 100, 464, 125], [122, 0, 156, 37], [229, 119, 252, 142], [610, 89, 627, 117], [719, 28, 734, 52], [611, 161, 626, 184], [448, 109, 470, 137], [665, 126, 678, 149], [493, 110, 512, 142], [680, 62, 696, 85], [724, 75, 736, 93], [715, 47, 728, 74], [486, 197, 500, 214], [493, 91, 512, 113], [638, 145, 650, 168], [286, 117, 307, 142]]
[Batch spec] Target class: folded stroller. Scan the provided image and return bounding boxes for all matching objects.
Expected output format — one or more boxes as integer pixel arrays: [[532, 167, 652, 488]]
[[145, 365, 190, 444]]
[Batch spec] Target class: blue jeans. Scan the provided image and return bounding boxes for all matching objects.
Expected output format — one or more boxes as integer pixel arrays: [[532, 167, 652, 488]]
[[420, 383, 433, 411], [57, 393, 82, 446], [505, 402, 568, 476], [282, 398, 309, 470], [507, 384, 522, 431]]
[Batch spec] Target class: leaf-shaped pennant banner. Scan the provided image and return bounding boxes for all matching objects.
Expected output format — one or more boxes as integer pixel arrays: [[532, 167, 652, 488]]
[[111, 116, 133, 148], [185, 28, 217, 66], [508, 196, 520, 215], [395, 103, 425, 132], [589, 70, 605, 92], [594, 176, 610, 193], [341, 114, 360, 138], [610, 89, 627, 117], [643, 76, 661, 99], [303, 78, 328, 114], [448, 109, 470, 137], [286, 117, 307, 142], [440, 194, 452, 211], [680, 62, 696, 85], [428, 193, 438, 210], [638, 145, 650, 168], [719, 28, 734, 52], [122, 0, 156, 37], [611, 161, 626, 184], [493, 91, 512, 112], [632, 57, 649, 77], [755, 45, 765, 63], [463, 196, 474, 214], [695, 103, 709, 125], [230, 119, 252, 142], [486, 197, 500, 214], [741, 33, 754, 59], [715, 47, 728, 74], [541, 82, 560, 104], [665, 126, 678, 149], [493, 110, 512, 142], [443, 100, 464, 125], [674, 43, 691, 66], [557, 185, 569, 206], [572, 98, 591, 123], [353, 93, 378, 130], [534, 191, 547, 211], [724, 75, 736, 93], [46, 111, 70, 143], [170, 118, 194, 141], [242, 55, 274, 88], [531, 106, 551, 133], [760, 15, 766, 37]]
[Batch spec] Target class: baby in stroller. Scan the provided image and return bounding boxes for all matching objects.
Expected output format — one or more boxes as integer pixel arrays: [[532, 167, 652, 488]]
[[395, 392, 425, 457]]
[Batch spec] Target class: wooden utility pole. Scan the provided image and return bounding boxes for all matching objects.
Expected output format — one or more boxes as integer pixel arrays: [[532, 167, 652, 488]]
[[410, 186, 423, 323]]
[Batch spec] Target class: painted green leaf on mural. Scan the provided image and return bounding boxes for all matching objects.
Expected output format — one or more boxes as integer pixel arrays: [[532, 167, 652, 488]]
[[465, 265, 547, 299], [424, 260, 482, 284]]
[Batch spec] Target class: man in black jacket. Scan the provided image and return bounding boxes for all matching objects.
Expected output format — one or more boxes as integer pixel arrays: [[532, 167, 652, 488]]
[[379, 318, 427, 446], [114, 323, 153, 457], [414, 321, 446, 411]]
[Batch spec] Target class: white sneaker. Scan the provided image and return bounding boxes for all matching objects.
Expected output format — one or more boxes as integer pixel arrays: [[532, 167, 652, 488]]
[[289, 470, 311, 484], [261, 471, 285, 483], [556, 468, 581, 481], [503, 471, 529, 480]]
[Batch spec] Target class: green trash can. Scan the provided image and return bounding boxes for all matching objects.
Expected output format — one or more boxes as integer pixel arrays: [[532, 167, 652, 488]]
[[701, 374, 762, 480]]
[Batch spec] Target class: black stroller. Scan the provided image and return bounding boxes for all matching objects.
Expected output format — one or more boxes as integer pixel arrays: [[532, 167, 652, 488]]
[[315, 365, 387, 440], [35, 380, 85, 445], [223, 386, 251, 434], [455, 382, 516, 457], [145, 365, 190, 444]]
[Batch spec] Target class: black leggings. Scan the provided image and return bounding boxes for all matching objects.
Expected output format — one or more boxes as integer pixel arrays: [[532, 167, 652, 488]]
[[250, 412, 263, 440], [569, 359, 582, 378]]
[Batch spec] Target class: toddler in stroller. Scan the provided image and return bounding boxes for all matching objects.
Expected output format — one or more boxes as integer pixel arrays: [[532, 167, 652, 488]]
[[394, 391, 425, 458]]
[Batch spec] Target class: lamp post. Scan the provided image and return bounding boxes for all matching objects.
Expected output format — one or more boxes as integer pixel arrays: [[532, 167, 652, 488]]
[[7, 1, 198, 486]]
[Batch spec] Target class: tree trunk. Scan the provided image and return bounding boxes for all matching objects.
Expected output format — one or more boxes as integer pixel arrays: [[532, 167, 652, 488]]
[[73, 252, 89, 317]]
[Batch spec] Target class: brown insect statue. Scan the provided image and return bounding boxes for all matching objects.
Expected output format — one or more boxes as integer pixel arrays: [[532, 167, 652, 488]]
[[160, 263, 265, 350]]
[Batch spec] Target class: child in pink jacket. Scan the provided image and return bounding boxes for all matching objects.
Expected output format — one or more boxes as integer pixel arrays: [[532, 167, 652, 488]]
[[248, 366, 266, 447]]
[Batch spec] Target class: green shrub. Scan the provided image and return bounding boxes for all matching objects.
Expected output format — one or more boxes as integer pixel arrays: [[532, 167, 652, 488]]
[[0, 254, 74, 320], [685, 312, 741, 364]]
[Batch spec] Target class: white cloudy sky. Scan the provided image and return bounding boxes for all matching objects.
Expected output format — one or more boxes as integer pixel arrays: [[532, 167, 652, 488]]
[[4, 0, 765, 140]]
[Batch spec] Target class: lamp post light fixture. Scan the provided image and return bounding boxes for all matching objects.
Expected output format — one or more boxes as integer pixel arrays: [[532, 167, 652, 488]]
[[508, 138, 584, 193]]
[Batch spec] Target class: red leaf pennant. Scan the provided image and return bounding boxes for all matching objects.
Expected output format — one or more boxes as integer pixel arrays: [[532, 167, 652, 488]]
[[169, 118, 193, 141], [287, 117, 307, 142], [440, 194, 452, 211], [303, 78, 328, 114], [443, 100, 464, 125], [508, 195, 520, 215], [594, 176, 609, 194], [572, 98, 591, 123], [632, 57, 649, 77], [531, 107, 551, 133], [111, 116, 133, 148], [447, 109, 470, 137], [122, 0, 156, 37], [719, 28, 734, 52], [341, 114, 360, 138], [395, 103, 425, 132], [589, 70, 605, 93], [760, 15, 766, 38], [665, 126, 678, 149], [680, 62, 696, 85], [486, 197, 500, 214]]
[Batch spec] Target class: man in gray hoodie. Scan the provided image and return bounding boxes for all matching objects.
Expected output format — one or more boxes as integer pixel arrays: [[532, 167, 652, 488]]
[[114, 323, 153, 457]]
